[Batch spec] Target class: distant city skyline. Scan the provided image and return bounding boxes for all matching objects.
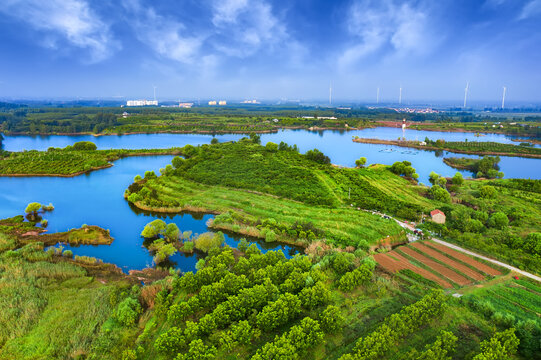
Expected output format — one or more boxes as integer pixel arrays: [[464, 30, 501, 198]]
[[0, 0, 540, 102]]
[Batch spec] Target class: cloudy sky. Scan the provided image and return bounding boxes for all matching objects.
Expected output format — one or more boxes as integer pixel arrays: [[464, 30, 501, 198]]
[[0, 0, 540, 103]]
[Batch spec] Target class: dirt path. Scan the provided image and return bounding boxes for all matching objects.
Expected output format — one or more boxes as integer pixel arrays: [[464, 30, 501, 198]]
[[399, 247, 471, 286], [427, 241, 502, 277], [411, 242, 486, 281]]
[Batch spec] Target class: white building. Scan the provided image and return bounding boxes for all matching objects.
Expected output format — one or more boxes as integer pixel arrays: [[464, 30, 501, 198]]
[[208, 100, 217, 105], [179, 102, 194, 108], [218, 100, 227, 105], [126, 100, 158, 106]]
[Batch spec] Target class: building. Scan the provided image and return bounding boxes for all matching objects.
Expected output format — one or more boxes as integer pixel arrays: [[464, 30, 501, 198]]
[[122, 111, 129, 118], [208, 100, 217, 105], [179, 102, 193, 108], [218, 100, 227, 105], [430, 209, 446, 224], [126, 100, 158, 106]]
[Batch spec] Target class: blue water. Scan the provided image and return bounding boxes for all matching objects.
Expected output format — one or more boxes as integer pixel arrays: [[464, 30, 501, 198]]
[[1, 128, 540, 272], [0, 156, 300, 272], [2, 128, 540, 183]]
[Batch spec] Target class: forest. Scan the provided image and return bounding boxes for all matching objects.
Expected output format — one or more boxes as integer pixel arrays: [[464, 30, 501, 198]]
[[1, 103, 540, 136]]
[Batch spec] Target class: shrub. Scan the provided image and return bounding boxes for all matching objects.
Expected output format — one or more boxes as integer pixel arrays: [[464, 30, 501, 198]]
[[62, 250, 73, 258], [488, 212, 509, 230], [72, 141, 97, 150], [115, 297, 142, 327], [320, 305, 344, 333], [194, 232, 225, 253], [479, 185, 497, 199]]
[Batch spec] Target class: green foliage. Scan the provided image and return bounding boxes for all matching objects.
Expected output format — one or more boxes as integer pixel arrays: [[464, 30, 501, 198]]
[[338, 263, 374, 292], [390, 161, 418, 178], [114, 297, 142, 327], [252, 317, 324, 360], [319, 305, 344, 333], [472, 329, 519, 360], [72, 141, 97, 151], [25, 202, 42, 214], [340, 291, 447, 360], [430, 185, 451, 203], [451, 172, 464, 186], [416, 331, 457, 360], [479, 185, 497, 199], [256, 293, 302, 331], [305, 148, 331, 164], [355, 157, 367, 167], [488, 212, 509, 229], [172, 156, 184, 169], [194, 232, 225, 253], [141, 219, 167, 239]]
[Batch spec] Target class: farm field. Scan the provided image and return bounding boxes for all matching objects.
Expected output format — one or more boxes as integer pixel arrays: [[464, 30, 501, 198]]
[[375, 240, 501, 289]]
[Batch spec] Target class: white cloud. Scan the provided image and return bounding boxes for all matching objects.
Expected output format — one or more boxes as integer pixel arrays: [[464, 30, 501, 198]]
[[122, 0, 203, 64], [0, 0, 118, 62], [210, 0, 289, 57], [339, 0, 433, 68], [518, 0, 541, 19]]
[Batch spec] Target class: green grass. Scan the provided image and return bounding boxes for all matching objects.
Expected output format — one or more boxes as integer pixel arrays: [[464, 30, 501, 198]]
[[0, 147, 183, 176]]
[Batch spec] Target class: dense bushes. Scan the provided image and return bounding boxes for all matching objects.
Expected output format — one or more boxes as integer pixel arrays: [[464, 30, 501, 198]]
[[304, 148, 330, 164]]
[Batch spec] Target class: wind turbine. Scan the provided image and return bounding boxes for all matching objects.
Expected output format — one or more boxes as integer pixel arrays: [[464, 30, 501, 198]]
[[153, 85, 157, 103], [376, 87, 380, 104], [399, 85, 402, 105], [463, 82, 469, 109], [329, 81, 332, 106], [501, 86, 507, 109]]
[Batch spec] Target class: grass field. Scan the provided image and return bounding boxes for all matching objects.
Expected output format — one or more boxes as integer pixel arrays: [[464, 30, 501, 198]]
[[0, 146, 183, 176]]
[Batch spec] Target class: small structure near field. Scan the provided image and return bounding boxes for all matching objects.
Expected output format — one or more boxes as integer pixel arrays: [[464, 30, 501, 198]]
[[430, 209, 446, 224]]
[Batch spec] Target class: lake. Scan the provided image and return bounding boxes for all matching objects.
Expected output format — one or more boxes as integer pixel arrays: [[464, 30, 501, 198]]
[[1, 127, 540, 272]]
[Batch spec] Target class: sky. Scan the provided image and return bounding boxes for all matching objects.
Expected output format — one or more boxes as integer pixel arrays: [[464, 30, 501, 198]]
[[0, 0, 540, 103]]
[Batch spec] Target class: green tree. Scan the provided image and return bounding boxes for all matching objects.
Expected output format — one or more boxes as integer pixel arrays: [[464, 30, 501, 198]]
[[210, 138, 219, 144], [25, 202, 42, 220], [172, 156, 184, 169], [355, 157, 367, 167], [155, 327, 186, 356], [319, 305, 344, 333], [452, 172, 464, 186], [72, 141, 97, 150], [141, 219, 167, 239], [472, 328, 519, 360], [165, 223, 181, 241], [265, 142, 278, 151], [416, 331, 457, 360], [114, 297, 142, 326], [488, 212, 509, 230], [479, 185, 497, 199]]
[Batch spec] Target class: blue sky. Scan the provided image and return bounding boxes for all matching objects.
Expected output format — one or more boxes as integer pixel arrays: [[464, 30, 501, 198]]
[[0, 0, 540, 103]]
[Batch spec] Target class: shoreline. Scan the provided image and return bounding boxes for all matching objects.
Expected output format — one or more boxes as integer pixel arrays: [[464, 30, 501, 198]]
[[2, 125, 364, 138], [375, 120, 540, 138], [352, 137, 541, 159], [0, 150, 183, 177]]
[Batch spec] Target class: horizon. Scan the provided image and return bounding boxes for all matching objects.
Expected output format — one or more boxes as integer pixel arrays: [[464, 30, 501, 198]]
[[1, 0, 541, 101]]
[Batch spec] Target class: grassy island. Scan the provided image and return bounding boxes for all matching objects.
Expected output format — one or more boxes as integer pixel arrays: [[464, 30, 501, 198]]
[[0, 141, 184, 176], [352, 137, 541, 158], [124, 138, 442, 248]]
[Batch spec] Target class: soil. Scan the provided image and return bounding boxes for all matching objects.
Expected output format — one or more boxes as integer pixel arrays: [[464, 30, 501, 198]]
[[374, 252, 452, 288], [426, 242, 502, 276], [411, 242, 486, 281], [400, 246, 471, 286]]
